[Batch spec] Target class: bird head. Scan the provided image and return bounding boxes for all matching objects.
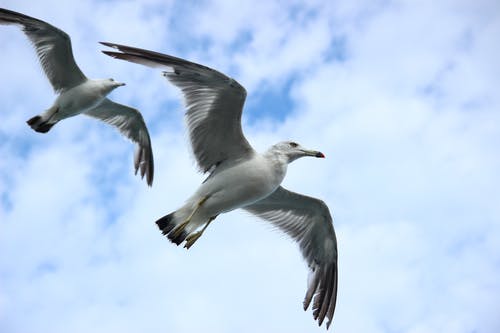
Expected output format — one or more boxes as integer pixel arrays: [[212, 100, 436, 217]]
[[99, 78, 126, 94], [271, 141, 325, 163]]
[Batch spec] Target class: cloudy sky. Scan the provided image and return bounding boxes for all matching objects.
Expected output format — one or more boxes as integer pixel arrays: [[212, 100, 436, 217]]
[[1, 0, 499, 332]]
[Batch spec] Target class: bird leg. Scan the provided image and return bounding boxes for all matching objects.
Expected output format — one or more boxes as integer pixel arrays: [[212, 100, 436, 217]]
[[184, 215, 218, 249], [170, 195, 210, 239]]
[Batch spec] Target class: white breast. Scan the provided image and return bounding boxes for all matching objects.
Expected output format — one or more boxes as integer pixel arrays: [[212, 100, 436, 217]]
[[55, 80, 106, 117], [197, 154, 288, 215]]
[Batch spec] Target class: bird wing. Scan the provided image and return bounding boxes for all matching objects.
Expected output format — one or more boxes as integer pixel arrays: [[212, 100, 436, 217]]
[[0, 8, 87, 92], [84, 98, 154, 186], [101, 42, 254, 173], [244, 186, 338, 329]]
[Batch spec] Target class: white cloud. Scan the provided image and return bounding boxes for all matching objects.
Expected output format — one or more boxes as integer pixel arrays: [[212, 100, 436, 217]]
[[1, 0, 500, 332]]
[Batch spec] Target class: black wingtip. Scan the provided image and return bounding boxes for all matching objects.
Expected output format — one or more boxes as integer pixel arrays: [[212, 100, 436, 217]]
[[146, 172, 154, 187], [135, 146, 154, 187], [101, 50, 119, 58], [147, 151, 154, 187], [99, 41, 116, 48]]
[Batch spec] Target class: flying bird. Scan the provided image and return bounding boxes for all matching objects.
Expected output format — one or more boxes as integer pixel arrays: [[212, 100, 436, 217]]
[[102, 42, 338, 328], [0, 8, 154, 185]]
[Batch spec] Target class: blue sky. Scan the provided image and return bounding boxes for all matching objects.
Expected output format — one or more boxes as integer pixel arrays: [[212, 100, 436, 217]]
[[1, 0, 499, 332]]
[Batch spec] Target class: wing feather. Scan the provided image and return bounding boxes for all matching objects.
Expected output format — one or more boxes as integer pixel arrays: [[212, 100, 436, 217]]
[[0, 8, 86, 92], [244, 186, 338, 329], [84, 99, 154, 186], [100, 42, 254, 173]]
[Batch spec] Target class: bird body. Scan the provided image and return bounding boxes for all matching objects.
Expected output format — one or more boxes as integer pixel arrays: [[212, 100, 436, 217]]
[[53, 79, 126, 118], [28, 78, 125, 132], [171, 148, 289, 236]]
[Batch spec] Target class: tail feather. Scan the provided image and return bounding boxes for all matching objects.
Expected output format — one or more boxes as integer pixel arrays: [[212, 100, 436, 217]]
[[156, 212, 174, 232], [168, 230, 188, 245], [27, 115, 41, 126], [155, 212, 188, 245], [26, 115, 56, 133]]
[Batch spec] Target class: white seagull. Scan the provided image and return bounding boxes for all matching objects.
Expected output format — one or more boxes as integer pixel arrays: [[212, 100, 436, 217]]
[[0, 8, 154, 185], [102, 42, 338, 328]]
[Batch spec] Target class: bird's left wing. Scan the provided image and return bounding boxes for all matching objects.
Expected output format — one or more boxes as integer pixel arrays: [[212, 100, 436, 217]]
[[0, 8, 87, 92], [244, 186, 338, 329], [100, 42, 254, 174], [84, 98, 154, 186]]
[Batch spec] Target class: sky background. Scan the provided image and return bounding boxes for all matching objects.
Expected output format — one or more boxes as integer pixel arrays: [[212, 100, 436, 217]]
[[1, 0, 499, 332]]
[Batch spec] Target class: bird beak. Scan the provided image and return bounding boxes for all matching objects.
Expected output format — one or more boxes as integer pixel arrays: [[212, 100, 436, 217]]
[[117, 82, 126, 86], [302, 149, 325, 158]]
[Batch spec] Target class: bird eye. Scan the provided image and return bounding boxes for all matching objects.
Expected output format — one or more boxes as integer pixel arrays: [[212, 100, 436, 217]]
[[289, 142, 298, 148], [109, 78, 114, 81]]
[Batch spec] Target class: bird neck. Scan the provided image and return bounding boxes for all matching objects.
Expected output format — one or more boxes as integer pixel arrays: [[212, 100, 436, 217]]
[[263, 149, 289, 173], [261, 151, 288, 187]]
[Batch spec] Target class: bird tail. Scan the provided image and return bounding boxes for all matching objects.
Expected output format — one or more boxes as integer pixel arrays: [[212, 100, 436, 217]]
[[155, 212, 183, 243], [155, 210, 191, 245], [155, 201, 205, 246], [26, 115, 57, 133], [26, 106, 59, 133]]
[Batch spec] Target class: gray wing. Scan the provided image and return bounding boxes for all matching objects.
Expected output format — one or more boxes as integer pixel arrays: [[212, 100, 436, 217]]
[[84, 99, 154, 186], [0, 8, 86, 92], [244, 186, 338, 329], [101, 42, 254, 173]]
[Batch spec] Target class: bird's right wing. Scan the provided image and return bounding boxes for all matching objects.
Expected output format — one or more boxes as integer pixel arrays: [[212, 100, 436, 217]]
[[244, 186, 338, 329], [84, 98, 154, 186], [0, 8, 87, 92], [101, 42, 254, 174]]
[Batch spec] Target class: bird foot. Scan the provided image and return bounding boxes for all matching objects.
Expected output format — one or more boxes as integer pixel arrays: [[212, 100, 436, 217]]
[[170, 195, 211, 242], [184, 231, 203, 249], [171, 219, 190, 239], [183, 214, 218, 250]]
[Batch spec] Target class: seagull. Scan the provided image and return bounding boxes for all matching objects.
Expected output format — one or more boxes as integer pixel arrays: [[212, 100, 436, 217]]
[[0, 8, 154, 185], [102, 42, 338, 328]]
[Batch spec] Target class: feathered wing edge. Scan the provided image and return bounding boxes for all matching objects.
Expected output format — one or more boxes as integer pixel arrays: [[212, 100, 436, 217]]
[[85, 99, 154, 186], [131, 130, 154, 186], [100, 42, 255, 174], [0, 7, 87, 92], [304, 259, 338, 329], [244, 186, 338, 329]]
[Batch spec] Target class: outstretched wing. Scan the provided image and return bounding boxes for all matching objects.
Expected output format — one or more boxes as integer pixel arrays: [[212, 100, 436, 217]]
[[84, 98, 154, 186], [101, 42, 254, 173], [244, 186, 338, 329], [0, 8, 87, 92]]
